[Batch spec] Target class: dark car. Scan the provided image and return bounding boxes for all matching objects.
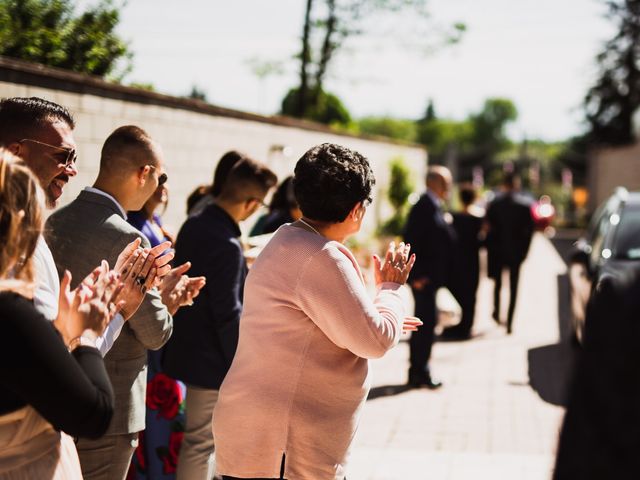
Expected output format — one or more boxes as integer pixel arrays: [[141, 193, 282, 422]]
[[569, 188, 640, 343]]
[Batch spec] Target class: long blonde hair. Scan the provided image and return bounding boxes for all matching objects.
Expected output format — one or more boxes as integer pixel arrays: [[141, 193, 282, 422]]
[[0, 148, 43, 296]]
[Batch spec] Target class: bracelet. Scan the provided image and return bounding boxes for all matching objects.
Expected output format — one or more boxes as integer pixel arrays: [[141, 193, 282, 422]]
[[67, 336, 96, 352]]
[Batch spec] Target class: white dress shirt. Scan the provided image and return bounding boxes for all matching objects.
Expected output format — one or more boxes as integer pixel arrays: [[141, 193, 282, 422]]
[[33, 235, 125, 357]]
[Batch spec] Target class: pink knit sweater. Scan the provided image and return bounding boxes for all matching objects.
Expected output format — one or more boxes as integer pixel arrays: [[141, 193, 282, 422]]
[[213, 224, 406, 480]]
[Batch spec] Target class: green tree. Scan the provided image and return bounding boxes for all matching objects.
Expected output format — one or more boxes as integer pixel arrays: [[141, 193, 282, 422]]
[[585, 0, 640, 145], [468, 98, 518, 152], [379, 157, 414, 236], [187, 85, 208, 101], [355, 116, 417, 142], [416, 98, 517, 181], [282, 86, 351, 125], [0, 0, 131, 78], [286, 0, 465, 122]]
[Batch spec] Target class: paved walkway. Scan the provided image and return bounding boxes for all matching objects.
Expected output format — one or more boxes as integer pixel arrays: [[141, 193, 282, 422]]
[[349, 234, 570, 480]]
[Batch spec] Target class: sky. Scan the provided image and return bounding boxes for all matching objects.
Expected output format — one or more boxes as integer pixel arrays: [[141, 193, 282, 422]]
[[87, 0, 614, 142]]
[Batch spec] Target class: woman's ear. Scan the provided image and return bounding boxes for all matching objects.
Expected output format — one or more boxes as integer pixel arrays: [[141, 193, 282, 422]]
[[349, 202, 364, 221]]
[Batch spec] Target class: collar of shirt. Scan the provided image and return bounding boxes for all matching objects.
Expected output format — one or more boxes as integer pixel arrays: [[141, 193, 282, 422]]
[[83, 187, 127, 219], [426, 189, 442, 208], [206, 203, 242, 238]]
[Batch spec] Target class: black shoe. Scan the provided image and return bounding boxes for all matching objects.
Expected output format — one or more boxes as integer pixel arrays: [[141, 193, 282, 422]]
[[440, 327, 471, 341], [408, 375, 443, 390], [492, 311, 501, 325]]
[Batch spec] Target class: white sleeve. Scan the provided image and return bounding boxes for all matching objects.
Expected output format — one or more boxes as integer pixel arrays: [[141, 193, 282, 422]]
[[95, 314, 125, 357], [33, 237, 60, 321]]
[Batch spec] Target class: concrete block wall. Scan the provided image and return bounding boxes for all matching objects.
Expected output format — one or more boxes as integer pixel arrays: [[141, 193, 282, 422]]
[[0, 63, 426, 241]]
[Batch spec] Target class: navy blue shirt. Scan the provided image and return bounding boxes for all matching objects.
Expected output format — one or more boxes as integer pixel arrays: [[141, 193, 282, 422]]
[[163, 204, 247, 389]]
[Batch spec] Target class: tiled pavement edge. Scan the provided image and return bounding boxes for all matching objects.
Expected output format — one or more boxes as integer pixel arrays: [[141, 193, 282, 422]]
[[349, 234, 569, 480]]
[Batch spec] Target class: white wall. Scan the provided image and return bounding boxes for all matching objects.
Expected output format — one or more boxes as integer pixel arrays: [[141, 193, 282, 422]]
[[0, 80, 427, 240]]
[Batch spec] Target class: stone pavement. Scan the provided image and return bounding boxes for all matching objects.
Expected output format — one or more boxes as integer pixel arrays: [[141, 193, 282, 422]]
[[349, 233, 570, 480]]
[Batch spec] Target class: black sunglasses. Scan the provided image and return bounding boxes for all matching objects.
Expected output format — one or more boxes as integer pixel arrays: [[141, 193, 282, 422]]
[[146, 165, 168, 186], [19, 138, 77, 168]]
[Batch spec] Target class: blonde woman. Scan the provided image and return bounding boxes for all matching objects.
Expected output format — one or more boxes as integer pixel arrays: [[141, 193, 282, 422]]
[[0, 151, 122, 479]]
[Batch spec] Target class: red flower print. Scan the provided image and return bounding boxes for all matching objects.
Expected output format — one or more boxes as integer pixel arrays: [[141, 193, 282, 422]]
[[160, 431, 184, 474], [146, 373, 183, 420]]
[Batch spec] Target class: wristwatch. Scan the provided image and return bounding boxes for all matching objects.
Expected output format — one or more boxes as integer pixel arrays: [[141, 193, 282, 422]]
[[68, 336, 97, 351]]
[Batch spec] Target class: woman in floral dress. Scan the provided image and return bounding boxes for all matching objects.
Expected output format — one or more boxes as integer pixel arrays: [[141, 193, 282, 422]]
[[127, 184, 186, 479]]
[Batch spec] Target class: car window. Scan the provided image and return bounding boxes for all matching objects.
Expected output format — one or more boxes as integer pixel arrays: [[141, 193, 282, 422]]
[[587, 202, 608, 244], [612, 203, 640, 260], [588, 196, 620, 268], [589, 213, 611, 268]]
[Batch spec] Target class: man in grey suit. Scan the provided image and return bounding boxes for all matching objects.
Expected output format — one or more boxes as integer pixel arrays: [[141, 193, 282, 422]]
[[46, 125, 204, 480]]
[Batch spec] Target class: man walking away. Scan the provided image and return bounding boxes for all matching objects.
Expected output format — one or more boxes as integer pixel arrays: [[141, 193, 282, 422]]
[[486, 172, 534, 334]]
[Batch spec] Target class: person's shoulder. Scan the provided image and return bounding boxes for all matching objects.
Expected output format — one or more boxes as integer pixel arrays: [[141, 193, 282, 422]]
[[0, 290, 39, 326], [46, 196, 80, 223], [0, 290, 28, 307], [408, 193, 435, 215], [310, 240, 358, 273]]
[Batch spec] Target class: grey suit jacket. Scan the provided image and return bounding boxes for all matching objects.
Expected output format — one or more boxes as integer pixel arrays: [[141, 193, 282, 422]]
[[45, 189, 173, 435]]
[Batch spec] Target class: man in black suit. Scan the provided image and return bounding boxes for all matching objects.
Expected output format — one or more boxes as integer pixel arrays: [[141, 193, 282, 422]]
[[163, 156, 277, 480], [486, 172, 534, 334], [404, 165, 455, 389]]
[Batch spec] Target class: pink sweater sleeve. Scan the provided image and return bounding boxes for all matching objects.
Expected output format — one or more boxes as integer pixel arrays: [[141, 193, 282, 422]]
[[295, 245, 406, 359]]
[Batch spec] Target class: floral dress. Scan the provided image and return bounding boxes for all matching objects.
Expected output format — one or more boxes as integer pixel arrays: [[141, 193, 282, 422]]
[[127, 211, 186, 480]]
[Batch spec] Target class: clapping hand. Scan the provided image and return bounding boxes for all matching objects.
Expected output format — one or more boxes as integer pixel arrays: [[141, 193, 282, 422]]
[[115, 239, 175, 319], [402, 316, 423, 334], [55, 261, 124, 346], [372, 241, 416, 286], [158, 261, 206, 316]]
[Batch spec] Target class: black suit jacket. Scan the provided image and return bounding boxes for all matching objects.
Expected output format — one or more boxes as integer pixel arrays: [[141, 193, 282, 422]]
[[554, 265, 640, 478], [163, 204, 247, 389], [486, 192, 534, 274], [403, 193, 455, 290]]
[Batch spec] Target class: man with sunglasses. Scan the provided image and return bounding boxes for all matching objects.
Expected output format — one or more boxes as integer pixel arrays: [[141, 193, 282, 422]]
[[0, 97, 172, 344]]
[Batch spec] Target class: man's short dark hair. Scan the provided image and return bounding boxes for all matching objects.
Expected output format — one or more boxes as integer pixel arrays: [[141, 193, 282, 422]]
[[503, 171, 519, 189], [211, 151, 244, 198], [459, 183, 477, 206], [218, 156, 277, 203], [293, 143, 375, 223], [269, 176, 297, 212], [0, 97, 75, 146], [100, 125, 156, 172]]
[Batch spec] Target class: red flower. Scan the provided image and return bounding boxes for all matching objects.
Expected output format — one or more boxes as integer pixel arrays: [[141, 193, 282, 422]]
[[146, 373, 183, 420], [161, 431, 184, 474], [135, 431, 146, 471], [126, 431, 145, 479]]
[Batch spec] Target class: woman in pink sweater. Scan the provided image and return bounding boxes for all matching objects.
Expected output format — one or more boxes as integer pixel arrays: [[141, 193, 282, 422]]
[[213, 143, 420, 480]]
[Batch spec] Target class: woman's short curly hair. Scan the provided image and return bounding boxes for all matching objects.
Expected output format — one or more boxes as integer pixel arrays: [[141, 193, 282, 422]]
[[293, 143, 375, 223]]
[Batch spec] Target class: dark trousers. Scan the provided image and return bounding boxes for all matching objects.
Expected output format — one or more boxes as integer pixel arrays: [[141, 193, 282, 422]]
[[409, 286, 437, 379], [456, 283, 478, 336], [493, 262, 522, 330], [451, 267, 479, 336]]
